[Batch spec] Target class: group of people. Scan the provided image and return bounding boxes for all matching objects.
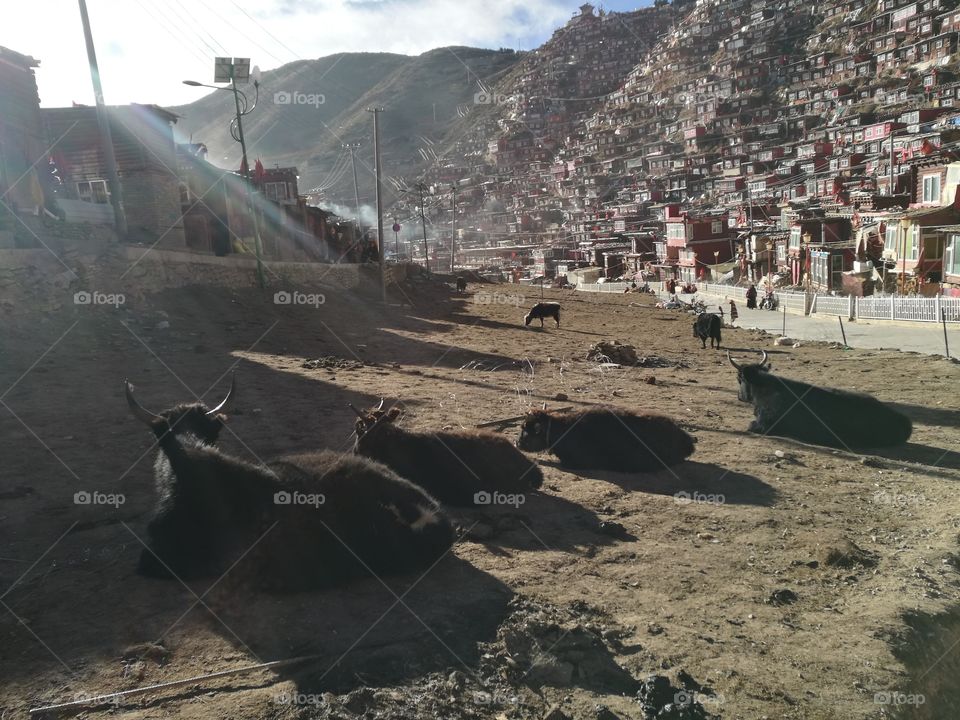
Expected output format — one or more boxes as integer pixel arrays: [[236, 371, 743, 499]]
[[662, 275, 787, 325]]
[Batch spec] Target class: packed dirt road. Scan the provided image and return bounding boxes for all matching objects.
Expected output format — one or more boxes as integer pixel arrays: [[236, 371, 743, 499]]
[[1, 276, 958, 719]]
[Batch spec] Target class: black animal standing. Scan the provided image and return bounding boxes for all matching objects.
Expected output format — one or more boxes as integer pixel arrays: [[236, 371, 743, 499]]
[[525, 301, 561, 328], [351, 401, 543, 506], [517, 407, 695, 472], [693, 313, 722, 349], [456, 276, 467, 293], [126, 380, 454, 592], [728, 351, 913, 448]]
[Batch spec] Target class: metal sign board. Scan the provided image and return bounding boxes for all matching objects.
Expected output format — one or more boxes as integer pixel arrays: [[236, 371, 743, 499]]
[[214, 57, 233, 83], [232, 58, 251, 83]]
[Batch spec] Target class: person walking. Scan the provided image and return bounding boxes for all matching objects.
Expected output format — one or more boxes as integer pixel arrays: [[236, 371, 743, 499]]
[[728, 299, 739, 324], [746, 284, 758, 309]]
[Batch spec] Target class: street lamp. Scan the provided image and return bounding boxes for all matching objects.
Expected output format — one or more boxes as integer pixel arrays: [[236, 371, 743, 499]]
[[183, 61, 265, 288], [713, 250, 720, 281]]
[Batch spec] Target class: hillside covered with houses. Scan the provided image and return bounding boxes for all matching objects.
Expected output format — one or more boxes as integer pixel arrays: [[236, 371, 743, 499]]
[[409, 0, 960, 297]]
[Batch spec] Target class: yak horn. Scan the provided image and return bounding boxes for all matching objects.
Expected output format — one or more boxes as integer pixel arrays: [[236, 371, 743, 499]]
[[759, 350, 769, 367], [727, 351, 742, 371], [125, 381, 162, 425], [541, 401, 547, 410], [376, 397, 385, 411], [347, 402, 366, 419], [206, 373, 236, 416]]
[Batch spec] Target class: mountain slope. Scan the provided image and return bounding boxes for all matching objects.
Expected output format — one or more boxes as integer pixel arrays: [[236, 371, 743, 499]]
[[171, 48, 523, 201]]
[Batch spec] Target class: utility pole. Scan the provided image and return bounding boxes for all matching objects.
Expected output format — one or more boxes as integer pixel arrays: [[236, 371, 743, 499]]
[[450, 182, 457, 274], [229, 66, 266, 289], [344, 142, 362, 229], [366, 107, 387, 302], [77, 0, 126, 238], [416, 182, 430, 273], [889, 130, 896, 197]]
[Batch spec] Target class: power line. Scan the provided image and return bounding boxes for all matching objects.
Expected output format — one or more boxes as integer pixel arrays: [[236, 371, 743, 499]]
[[131, 0, 211, 66], [195, 0, 292, 65], [230, 1, 303, 60]]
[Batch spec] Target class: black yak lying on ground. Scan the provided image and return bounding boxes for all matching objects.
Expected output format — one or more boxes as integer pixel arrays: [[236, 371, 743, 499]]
[[728, 351, 912, 448], [517, 406, 695, 472], [126, 381, 454, 592], [693, 313, 722, 349], [351, 401, 543, 506], [524, 301, 561, 328]]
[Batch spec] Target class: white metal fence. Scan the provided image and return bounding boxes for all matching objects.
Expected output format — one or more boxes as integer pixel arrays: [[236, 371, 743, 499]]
[[810, 294, 853, 318], [855, 295, 960, 322], [575, 281, 632, 293], [627, 280, 960, 324]]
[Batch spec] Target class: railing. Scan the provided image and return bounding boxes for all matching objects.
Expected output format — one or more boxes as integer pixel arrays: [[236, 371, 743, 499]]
[[648, 280, 960, 324], [856, 295, 960, 323], [810, 294, 853, 319], [575, 281, 632, 293]]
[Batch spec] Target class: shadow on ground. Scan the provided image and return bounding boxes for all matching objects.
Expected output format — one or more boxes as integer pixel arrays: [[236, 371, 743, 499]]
[[538, 460, 778, 506]]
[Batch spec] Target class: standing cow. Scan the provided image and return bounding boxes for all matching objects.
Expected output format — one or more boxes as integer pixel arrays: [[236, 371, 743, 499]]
[[693, 313, 722, 349], [524, 302, 561, 328], [517, 406, 695, 472], [728, 351, 912, 448], [456, 276, 467, 294]]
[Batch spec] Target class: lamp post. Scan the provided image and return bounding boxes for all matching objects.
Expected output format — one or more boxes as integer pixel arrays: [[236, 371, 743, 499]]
[[449, 182, 458, 273], [415, 183, 430, 273], [184, 61, 265, 288], [713, 250, 720, 281]]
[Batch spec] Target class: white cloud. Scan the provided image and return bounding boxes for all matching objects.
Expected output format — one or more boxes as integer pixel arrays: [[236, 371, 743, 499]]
[[1, 0, 574, 108]]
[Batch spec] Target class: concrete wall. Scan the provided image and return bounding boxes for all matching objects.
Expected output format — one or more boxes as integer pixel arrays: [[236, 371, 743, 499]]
[[0, 234, 409, 318], [121, 170, 186, 248]]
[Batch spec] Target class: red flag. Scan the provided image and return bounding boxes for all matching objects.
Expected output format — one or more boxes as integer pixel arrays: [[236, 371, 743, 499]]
[[921, 139, 934, 155], [254, 158, 266, 182]]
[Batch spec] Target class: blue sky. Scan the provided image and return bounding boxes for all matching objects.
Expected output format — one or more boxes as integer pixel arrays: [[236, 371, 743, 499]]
[[1, 0, 653, 107]]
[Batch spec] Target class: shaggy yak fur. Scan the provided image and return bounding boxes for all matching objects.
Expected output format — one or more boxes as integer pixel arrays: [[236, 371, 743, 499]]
[[517, 407, 695, 472], [693, 313, 722, 349], [127, 382, 454, 592], [524, 302, 561, 328], [728, 351, 912, 448], [352, 404, 543, 506]]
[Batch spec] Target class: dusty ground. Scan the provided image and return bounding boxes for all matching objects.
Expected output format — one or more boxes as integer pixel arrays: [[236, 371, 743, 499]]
[[1, 275, 959, 720]]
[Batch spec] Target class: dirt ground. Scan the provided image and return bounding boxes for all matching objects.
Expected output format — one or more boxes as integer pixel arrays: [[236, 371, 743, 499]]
[[1, 276, 959, 720]]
